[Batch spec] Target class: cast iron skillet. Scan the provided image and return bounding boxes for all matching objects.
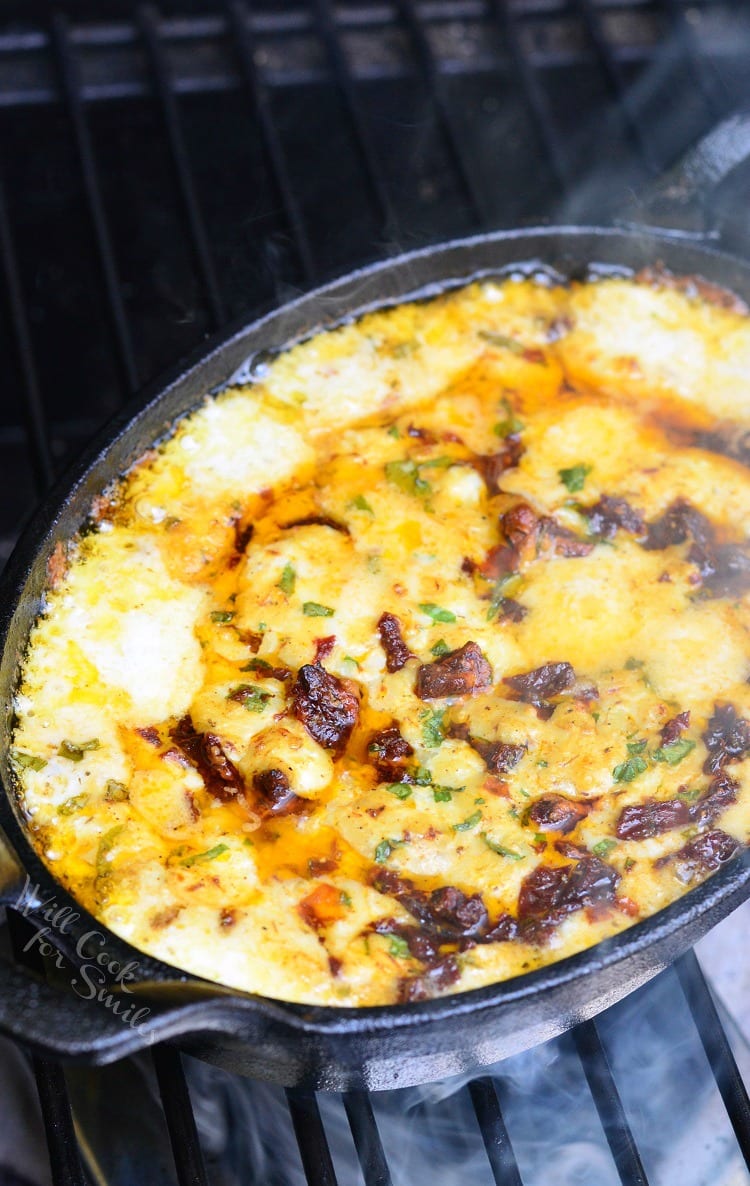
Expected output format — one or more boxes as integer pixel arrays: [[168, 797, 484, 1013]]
[[2, 118, 750, 1092]]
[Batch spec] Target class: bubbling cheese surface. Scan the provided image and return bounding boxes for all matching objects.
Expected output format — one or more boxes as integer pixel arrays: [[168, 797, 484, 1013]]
[[13, 273, 750, 1006]]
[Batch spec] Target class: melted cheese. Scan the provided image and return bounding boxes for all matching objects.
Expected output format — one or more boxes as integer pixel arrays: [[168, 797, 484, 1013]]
[[12, 273, 750, 1006]]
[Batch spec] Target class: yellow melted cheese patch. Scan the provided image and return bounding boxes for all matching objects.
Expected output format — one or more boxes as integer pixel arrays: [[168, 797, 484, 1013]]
[[12, 275, 750, 1006]]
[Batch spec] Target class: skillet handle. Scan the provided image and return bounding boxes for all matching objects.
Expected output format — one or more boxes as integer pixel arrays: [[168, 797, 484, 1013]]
[[617, 111, 750, 240], [0, 954, 247, 1064]]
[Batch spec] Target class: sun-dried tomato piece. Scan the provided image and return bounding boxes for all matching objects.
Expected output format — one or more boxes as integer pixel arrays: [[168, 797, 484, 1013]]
[[397, 956, 461, 1002], [703, 703, 750, 774], [503, 661, 576, 708], [643, 498, 712, 552], [529, 794, 589, 834], [313, 635, 336, 664], [586, 496, 645, 540], [282, 515, 350, 535], [616, 799, 690, 841], [661, 711, 690, 746], [467, 736, 527, 775], [672, 829, 740, 883], [501, 502, 538, 548], [477, 437, 525, 495], [252, 768, 301, 815], [517, 855, 619, 939], [367, 724, 414, 782], [537, 518, 594, 558], [416, 641, 492, 700], [170, 717, 245, 801], [377, 612, 413, 673], [291, 664, 359, 753]]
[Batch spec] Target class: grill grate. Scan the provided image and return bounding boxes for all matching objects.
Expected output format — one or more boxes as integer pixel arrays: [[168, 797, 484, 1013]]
[[2, 3, 750, 1184]]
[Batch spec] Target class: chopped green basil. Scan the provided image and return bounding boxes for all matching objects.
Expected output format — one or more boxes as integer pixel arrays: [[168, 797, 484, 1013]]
[[340, 890, 352, 907], [388, 935, 411, 959], [419, 603, 456, 623], [420, 455, 455, 469], [413, 766, 432, 785], [613, 755, 648, 783], [558, 464, 592, 494], [104, 779, 128, 803], [433, 787, 453, 803], [210, 610, 235, 623], [386, 783, 413, 800], [677, 786, 702, 804], [482, 833, 524, 859], [652, 738, 696, 766], [229, 684, 272, 713], [478, 329, 525, 354], [492, 397, 525, 437], [277, 563, 296, 595], [431, 639, 451, 658], [533, 833, 547, 845], [387, 424, 401, 438], [624, 657, 643, 671], [58, 793, 89, 816], [181, 843, 230, 868], [624, 857, 636, 871], [59, 739, 100, 762], [385, 458, 431, 498], [302, 602, 334, 618], [453, 810, 482, 832], [420, 708, 445, 749], [626, 739, 647, 755], [374, 839, 393, 864], [592, 839, 617, 859], [11, 750, 47, 772], [348, 494, 374, 514]]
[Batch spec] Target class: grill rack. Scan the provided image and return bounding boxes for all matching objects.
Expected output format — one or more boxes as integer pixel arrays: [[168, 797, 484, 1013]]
[[1, 3, 750, 1183]]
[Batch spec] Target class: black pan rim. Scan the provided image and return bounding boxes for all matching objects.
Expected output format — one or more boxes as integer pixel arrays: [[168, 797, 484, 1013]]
[[3, 223, 750, 1039]]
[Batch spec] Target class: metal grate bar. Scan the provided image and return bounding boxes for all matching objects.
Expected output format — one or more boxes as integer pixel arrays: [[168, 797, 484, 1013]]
[[468, 1076, 524, 1186], [572, 0, 660, 175], [574, 1020, 650, 1186], [226, 0, 316, 283], [313, 0, 399, 238], [343, 1089, 393, 1186], [49, 13, 140, 396], [394, 0, 488, 225], [487, 0, 571, 195], [286, 1088, 340, 1186], [153, 1045, 210, 1186], [32, 1057, 87, 1186], [676, 950, 750, 1170], [0, 175, 54, 491], [138, 4, 226, 329]]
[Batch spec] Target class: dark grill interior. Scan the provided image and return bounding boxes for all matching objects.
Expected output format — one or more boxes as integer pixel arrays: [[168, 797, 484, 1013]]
[[2, 3, 750, 1184]]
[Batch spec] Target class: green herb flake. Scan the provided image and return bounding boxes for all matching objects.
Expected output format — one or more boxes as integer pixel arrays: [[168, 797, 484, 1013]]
[[302, 602, 335, 618], [414, 766, 432, 785], [388, 935, 411, 959], [492, 397, 525, 437], [537, 759, 548, 768], [482, 833, 524, 860], [340, 890, 352, 907], [592, 839, 617, 859], [433, 787, 453, 803], [474, 797, 486, 806], [228, 684, 272, 713], [386, 783, 413, 800], [419, 602, 456, 624], [11, 750, 47, 772], [104, 780, 129, 803], [431, 639, 451, 658], [385, 459, 432, 499], [374, 839, 393, 864], [277, 563, 296, 596], [387, 424, 401, 439], [420, 708, 446, 749], [652, 739, 697, 766], [533, 833, 547, 846], [478, 329, 525, 355], [348, 494, 374, 514], [624, 858, 636, 871], [677, 786, 702, 804], [420, 455, 455, 470], [626, 739, 647, 755], [613, 755, 648, 783], [558, 464, 592, 494], [58, 793, 89, 816], [59, 739, 100, 762], [210, 610, 235, 624], [180, 843, 230, 868], [453, 810, 482, 832], [624, 657, 643, 671]]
